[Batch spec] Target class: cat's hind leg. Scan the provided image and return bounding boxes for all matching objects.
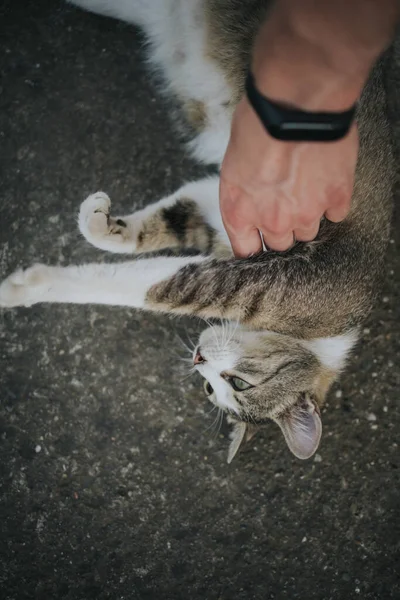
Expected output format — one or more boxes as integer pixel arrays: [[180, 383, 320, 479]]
[[67, 0, 168, 28], [79, 178, 231, 257]]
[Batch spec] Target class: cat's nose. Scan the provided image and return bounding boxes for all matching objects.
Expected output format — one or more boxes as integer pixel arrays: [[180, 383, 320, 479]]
[[193, 347, 206, 365]]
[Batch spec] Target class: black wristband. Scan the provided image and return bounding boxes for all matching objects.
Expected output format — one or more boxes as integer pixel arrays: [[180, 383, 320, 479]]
[[245, 71, 357, 142]]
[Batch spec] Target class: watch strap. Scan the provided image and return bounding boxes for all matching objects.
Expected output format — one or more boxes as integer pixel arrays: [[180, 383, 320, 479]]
[[245, 71, 357, 142]]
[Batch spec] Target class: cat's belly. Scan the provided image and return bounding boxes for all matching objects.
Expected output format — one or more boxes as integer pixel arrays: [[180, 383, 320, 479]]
[[144, 0, 233, 165], [71, 0, 233, 165]]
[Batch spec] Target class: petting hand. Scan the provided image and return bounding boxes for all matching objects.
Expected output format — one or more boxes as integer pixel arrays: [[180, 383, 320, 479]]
[[220, 97, 359, 257], [219, 0, 398, 257]]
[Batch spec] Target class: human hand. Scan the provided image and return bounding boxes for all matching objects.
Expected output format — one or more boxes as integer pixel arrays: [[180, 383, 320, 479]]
[[219, 0, 398, 257], [220, 97, 359, 256]]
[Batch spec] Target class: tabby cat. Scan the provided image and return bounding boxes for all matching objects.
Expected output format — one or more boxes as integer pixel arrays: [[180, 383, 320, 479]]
[[0, 0, 394, 461]]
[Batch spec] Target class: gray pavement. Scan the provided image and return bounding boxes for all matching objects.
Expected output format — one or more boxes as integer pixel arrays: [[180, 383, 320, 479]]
[[0, 2, 399, 599]]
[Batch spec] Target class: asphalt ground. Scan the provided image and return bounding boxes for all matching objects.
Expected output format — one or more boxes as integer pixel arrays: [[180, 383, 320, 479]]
[[0, 2, 399, 599]]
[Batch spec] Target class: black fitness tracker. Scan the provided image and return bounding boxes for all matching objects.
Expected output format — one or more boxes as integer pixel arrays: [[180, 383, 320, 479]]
[[245, 71, 357, 142]]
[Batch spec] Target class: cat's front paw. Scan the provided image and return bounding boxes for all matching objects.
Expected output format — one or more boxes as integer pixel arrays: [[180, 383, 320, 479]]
[[0, 264, 50, 308], [79, 191, 112, 238], [78, 191, 131, 252]]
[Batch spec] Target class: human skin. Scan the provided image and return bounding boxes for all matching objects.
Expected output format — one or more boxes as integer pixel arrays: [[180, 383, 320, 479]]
[[220, 0, 399, 256]]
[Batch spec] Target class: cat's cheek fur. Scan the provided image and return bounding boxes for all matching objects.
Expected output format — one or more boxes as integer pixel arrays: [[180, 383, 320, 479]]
[[305, 331, 359, 371], [197, 364, 239, 413]]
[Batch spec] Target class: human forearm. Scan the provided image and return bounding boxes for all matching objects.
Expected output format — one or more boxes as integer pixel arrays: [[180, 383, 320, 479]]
[[252, 0, 400, 111]]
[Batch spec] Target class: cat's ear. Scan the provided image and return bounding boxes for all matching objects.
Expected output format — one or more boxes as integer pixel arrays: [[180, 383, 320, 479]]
[[274, 393, 322, 460], [227, 418, 258, 464]]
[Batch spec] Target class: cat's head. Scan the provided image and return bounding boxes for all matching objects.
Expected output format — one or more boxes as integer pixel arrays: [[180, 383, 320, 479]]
[[193, 324, 357, 462]]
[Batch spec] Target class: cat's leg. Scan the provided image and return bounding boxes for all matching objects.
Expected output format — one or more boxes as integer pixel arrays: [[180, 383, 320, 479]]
[[0, 256, 208, 310], [67, 0, 169, 28], [0, 229, 368, 337], [79, 178, 231, 256]]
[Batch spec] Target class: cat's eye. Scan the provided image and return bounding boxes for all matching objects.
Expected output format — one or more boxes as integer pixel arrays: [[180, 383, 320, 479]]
[[228, 376, 253, 392], [203, 380, 214, 396]]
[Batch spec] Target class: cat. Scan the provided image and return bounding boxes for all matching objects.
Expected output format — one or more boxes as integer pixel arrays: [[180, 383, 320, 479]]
[[0, 0, 394, 462]]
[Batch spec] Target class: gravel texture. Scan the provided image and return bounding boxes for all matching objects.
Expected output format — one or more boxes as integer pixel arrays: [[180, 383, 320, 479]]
[[1, 2, 399, 599]]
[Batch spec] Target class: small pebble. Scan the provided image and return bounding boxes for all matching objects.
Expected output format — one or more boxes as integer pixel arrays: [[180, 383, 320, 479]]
[[383, 406, 388, 413], [302, 537, 307, 543], [363, 328, 370, 335], [35, 445, 41, 453], [382, 296, 389, 303], [335, 390, 343, 399], [366, 413, 377, 422], [370, 424, 378, 431], [314, 454, 322, 463], [371, 372, 377, 378]]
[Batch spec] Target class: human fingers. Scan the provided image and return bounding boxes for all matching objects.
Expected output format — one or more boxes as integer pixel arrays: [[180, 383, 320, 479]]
[[260, 229, 295, 252], [293, 220, 321, 242], [257, 202, 295, 251], [219, 177, 264, 258], [324, 200, 351, 223], [225, 225, 264, 258]]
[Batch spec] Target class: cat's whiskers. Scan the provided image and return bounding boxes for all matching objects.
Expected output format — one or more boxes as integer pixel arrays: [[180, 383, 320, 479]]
[[240, 403, 257, 426], [203, 406, 222, 434], [215, 319, 228, 352], [178, 366, 197, 383], [218, 315, 230, 351], [218, 317, 226, 349], [205, 403, 218, 417], [225, 319, 240, 349], [170, 346, 192, 362], [176, 355, 195, 364], [182, 328, 197, 351], [175, 333, 195, 357], [205, 319, 221, 351], [213, 407, 225, 438], [204, 407, 225, 438], [215, 317, 239, 353]]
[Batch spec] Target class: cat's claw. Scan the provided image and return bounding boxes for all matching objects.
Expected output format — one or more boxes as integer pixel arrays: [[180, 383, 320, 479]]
[[0, 264, 50, 308], [79, 191, 112, 238]]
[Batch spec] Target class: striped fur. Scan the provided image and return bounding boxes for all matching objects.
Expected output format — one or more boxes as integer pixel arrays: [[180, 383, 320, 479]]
[[0, 0, 395, 460]]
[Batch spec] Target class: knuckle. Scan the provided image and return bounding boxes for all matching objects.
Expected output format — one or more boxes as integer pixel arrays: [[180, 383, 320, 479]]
[[267, 221, 291, 236], [265, 205, 292, 236], [267, 239, 293, 251], [298, 215, 321, 230], [224, 206, 254, 234], [225, 213, 247, 233]]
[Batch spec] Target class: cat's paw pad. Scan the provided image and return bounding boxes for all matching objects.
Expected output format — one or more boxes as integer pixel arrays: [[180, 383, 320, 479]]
[[78, 191, 114, 238], [0, 264, 50, 308]]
